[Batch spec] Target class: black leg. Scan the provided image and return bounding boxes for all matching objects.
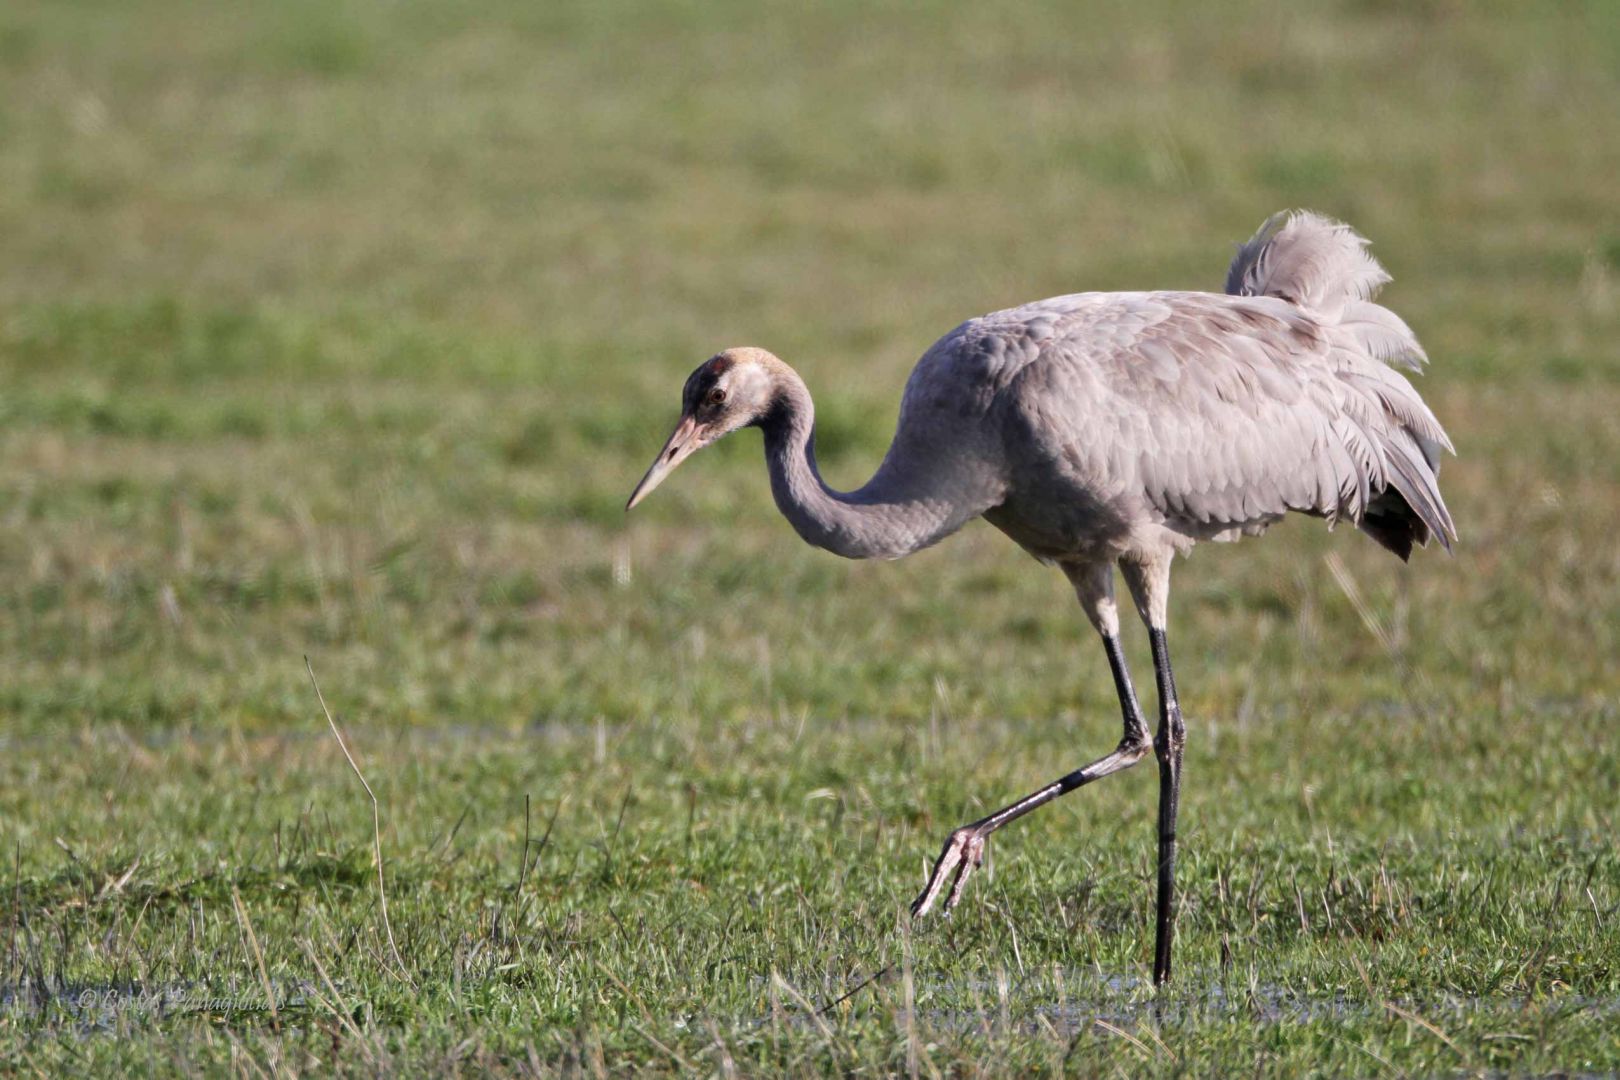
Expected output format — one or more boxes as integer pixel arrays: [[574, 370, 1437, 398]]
[[1148, 627, 1186, 986], [911, 633, 1152, 918]]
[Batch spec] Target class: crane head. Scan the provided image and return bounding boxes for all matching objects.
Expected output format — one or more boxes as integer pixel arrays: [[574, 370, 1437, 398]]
[[626, 348, 778, 511]]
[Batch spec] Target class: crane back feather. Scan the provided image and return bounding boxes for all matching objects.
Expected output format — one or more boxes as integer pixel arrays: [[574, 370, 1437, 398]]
[[885, 210, 1456, 565]]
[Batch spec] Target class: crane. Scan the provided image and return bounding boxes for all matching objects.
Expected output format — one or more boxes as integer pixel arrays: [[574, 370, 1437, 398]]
[[625, 210, 1455, 985]]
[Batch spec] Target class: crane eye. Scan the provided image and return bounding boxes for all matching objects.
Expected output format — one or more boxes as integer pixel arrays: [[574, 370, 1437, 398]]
[[707, 387, 727, 406]]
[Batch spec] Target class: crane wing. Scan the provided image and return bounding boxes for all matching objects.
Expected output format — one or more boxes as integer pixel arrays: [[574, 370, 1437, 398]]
[[1000, 289, 1455, 555]]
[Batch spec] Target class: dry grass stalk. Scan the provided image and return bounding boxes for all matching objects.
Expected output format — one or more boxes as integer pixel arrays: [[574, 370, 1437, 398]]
[[305, 656, 414, 987]]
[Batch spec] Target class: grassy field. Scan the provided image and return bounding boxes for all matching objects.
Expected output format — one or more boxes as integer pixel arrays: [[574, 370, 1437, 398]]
[[3, 0, 1619, 1073]]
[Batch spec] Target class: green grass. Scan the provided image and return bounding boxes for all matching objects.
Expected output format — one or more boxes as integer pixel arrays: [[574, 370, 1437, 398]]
[[3, 0, 1619, 1073]]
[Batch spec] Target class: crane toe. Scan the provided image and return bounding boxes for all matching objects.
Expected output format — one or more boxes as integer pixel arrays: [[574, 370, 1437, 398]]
[[911, 826, 988, 919]]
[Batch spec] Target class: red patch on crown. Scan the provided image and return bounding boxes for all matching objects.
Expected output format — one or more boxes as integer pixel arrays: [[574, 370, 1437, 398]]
[[706, 354, 734, 374]]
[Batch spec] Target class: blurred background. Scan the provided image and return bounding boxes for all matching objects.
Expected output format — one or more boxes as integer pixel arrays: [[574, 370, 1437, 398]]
[[2, 0, 1618, 1069], [4, 0, 1615, 731]]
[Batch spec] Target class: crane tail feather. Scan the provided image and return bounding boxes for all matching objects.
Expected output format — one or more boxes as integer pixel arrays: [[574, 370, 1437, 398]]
[[1230, 209, 1458, 559], [1368, 434, 1456, 558], [1226, 210, 1391, 320]]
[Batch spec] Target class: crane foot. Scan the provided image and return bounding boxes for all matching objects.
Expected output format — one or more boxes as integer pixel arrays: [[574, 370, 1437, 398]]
[[910, 826, 988, 918]]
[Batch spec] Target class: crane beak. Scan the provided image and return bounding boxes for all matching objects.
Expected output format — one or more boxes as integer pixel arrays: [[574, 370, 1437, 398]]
[[626, 414, 703, 511]]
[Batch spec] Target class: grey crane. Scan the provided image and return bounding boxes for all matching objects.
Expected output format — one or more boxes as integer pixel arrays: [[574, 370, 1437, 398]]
[[626, 210, 1455, 985]]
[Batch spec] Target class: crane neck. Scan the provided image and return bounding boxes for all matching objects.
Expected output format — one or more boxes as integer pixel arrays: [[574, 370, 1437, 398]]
[[756, 365, 979, 561]]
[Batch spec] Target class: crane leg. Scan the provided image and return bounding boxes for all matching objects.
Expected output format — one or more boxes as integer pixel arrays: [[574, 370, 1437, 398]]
[[1148, 627, 1186, 986], [910, 632, 1152, 919]]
